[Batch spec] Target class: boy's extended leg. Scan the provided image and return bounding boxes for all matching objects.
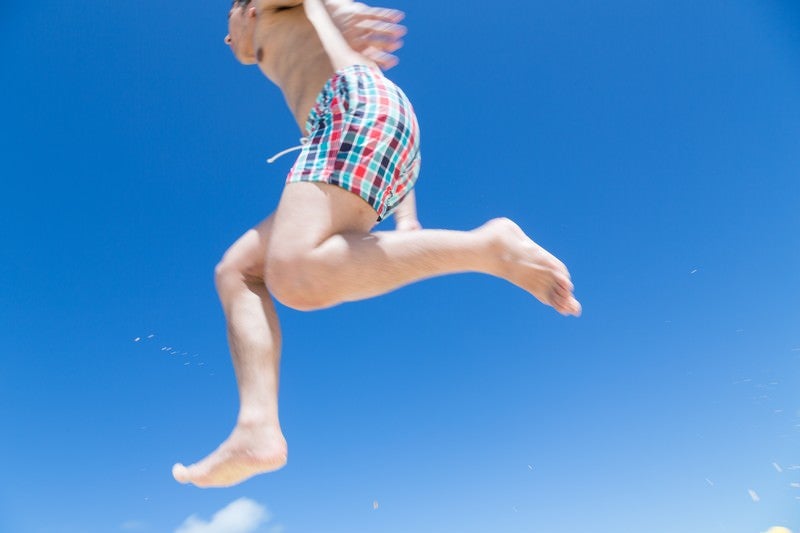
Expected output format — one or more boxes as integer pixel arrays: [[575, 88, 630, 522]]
[[266, 182, 581, 316], [172, 215, 288, 488]]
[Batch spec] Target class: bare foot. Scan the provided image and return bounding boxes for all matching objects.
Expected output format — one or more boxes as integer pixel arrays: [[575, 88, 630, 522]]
[[172, 422, 288, 488], [478, 218, 582, 316]]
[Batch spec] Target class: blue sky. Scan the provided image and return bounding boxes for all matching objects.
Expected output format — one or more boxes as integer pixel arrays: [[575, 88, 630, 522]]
[[2, 1, 799, 532]]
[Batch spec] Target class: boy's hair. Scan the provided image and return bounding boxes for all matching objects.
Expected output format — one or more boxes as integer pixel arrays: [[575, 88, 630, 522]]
[[233, 0, 253, 7]]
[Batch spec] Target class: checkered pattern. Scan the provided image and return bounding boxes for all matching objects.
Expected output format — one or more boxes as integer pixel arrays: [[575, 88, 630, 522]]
[[287, 65, 421, 221]]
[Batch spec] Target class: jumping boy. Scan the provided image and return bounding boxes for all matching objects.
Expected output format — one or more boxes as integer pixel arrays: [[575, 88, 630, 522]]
[[172, 0, 582, 488]]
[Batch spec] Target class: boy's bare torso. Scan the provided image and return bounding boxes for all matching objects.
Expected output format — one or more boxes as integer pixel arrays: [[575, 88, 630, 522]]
[[254, 0, 376, 131]]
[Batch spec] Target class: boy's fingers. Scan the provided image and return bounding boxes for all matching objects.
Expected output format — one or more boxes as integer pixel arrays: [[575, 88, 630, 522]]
[[347, 25, 404, 56], [337, 5, 406, 69], [362, 46, 399, 69], [346, 31, 403, 55], [361, 37, 403, 53], [360, 6, 405, 23], [353, 18, 407, 38]]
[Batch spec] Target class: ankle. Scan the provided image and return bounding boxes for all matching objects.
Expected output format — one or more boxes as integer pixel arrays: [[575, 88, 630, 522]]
[[236, 412, 280, 429], [472, 222, 506, 274]]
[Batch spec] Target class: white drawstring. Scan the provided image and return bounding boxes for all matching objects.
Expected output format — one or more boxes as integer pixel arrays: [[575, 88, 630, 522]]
[[266, 137, 310, 164]]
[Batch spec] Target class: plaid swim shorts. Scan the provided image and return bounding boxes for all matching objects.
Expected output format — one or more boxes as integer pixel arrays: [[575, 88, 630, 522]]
[[287, 64, 421, 221]]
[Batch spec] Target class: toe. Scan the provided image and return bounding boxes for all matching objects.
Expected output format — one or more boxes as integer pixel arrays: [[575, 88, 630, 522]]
[[172, 463, 191, 484], [553, 284, 570, 299], [550, 293, 570, 314], [556, 274, 574, 293], [553, 291, 581, 317]]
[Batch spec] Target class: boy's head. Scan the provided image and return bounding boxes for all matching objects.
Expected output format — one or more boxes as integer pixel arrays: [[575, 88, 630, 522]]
[[231, 0, 254, 9], [225, 0, 258, 64]]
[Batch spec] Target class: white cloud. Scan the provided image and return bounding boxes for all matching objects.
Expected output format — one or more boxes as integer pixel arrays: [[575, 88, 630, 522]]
[[175, 498, 270, 533]]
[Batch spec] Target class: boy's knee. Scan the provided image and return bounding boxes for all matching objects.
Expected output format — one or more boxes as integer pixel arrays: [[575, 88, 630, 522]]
[[265, 251, 332, 311], [214, 259, 244, 296], [214, 252, 263, 296]]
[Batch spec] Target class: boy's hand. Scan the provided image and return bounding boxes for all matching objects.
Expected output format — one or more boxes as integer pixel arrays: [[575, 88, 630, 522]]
[[327, 2, 407, 70], [393, 189, 422, 231], [395, 216, 422, 232]]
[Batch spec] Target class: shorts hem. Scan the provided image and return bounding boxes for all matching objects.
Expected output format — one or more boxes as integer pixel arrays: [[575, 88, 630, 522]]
[[286, 174, 388, 221]]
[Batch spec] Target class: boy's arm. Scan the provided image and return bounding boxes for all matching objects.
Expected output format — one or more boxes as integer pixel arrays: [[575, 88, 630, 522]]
[[259, 0, 406, 69], [393, 189, 422, 231]]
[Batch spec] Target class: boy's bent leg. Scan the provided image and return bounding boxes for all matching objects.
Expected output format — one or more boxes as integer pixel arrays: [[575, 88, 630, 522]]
[[173, 215, 288, 489], [266, 183, 581, 315]]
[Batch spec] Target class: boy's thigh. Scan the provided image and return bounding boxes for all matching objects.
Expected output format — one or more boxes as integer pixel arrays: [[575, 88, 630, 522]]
[[268, 181, 378, 255]]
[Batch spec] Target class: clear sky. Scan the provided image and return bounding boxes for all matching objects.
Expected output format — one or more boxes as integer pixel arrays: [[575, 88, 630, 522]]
[[2, 1, 800, 532]]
